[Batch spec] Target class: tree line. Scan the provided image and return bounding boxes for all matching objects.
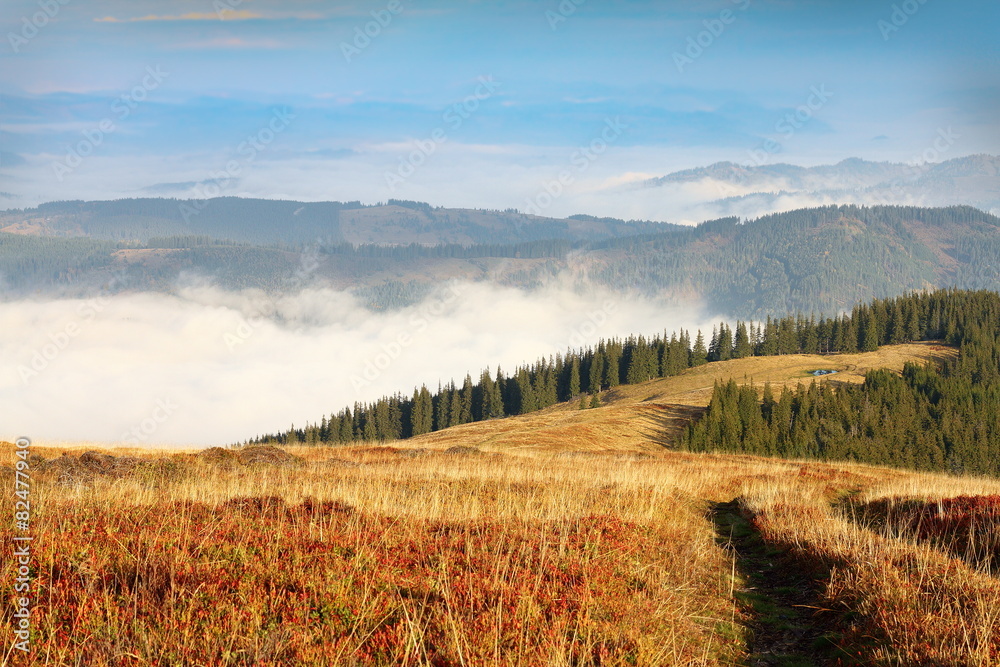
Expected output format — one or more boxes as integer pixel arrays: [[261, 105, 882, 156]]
[[244, 287, 946, 447]]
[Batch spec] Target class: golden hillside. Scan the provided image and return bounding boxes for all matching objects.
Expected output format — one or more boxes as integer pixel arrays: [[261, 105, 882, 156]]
[[401, 341, 957, 455]]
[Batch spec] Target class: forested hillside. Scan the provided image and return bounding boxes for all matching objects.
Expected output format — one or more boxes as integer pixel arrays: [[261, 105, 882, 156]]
[[3, 203, 999, 320], [685, 289, 1000, 476], [248, 288, 1000, 480], [584, 205, 1000, 317]]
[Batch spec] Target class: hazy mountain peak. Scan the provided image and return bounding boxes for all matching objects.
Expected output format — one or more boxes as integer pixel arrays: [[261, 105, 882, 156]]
[[645, 155, 1000, 219]]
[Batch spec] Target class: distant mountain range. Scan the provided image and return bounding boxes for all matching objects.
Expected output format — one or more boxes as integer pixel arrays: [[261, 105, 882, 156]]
[[645, 154, 1000, 219], [3, 197, 999, 319], [0, 197, 671, 247]]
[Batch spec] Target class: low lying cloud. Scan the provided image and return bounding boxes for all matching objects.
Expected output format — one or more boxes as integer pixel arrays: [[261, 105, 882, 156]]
[[1, 280, 716, 448]]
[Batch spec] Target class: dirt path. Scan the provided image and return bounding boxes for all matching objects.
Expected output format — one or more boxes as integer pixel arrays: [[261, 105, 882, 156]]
[[710, 500, 855, 666]]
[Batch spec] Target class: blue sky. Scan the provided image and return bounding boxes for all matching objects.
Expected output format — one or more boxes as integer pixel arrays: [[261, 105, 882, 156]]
[[1, 0, 998, 219]]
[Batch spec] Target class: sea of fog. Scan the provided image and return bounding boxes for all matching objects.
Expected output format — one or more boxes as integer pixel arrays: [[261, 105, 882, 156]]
[[2, 280, 717, 447]]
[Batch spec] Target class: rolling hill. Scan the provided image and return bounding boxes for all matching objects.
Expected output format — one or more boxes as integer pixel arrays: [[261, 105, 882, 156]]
[[352, 342, 958, 456], [0, 197, 672, 246]]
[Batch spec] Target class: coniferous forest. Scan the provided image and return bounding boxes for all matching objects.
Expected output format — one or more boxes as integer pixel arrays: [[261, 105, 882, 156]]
[[249, 288, 1000, 476], [684, 289, 1000, 476]]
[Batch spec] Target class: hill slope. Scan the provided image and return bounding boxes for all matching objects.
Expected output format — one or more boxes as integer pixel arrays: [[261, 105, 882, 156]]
[[398, 342, 956, 454], [8, 337, 999, 665]]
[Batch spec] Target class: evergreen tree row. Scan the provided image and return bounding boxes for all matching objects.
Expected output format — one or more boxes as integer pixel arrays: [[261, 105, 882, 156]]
[[246, 288, 954, 447]]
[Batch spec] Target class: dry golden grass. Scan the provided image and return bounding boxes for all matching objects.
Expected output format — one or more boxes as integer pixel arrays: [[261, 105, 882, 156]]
[[5, 447, 747, 665], [743, 477, 1000, 665], [8, 440, 1000, 665], [6, 342, 994, 666], [0, 440, 197, 460]]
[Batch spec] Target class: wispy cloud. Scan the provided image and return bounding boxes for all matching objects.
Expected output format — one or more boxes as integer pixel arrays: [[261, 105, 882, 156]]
[[175, 37, 286, 50], [94, 11, 262, 23]]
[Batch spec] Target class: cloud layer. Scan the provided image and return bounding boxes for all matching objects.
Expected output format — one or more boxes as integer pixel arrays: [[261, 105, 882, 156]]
[[2, 281, 715, 447]]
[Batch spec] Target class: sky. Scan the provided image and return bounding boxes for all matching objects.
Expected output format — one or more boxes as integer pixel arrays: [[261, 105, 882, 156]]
[[2, 0, 999, 446], [1, 0, 998, 219]]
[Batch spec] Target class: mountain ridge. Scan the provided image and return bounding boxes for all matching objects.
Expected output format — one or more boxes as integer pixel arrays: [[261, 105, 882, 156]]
[[645, 154, 1000, 217], [3, 203, 999, 319]]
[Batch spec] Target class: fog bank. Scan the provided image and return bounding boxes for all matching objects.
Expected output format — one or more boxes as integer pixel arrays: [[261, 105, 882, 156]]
[[1, 281, 716, 447]]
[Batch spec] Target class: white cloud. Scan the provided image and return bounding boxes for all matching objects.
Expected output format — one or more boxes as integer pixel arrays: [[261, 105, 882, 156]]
[[94, 11, 263, 23], [1, 281, 714, 447]]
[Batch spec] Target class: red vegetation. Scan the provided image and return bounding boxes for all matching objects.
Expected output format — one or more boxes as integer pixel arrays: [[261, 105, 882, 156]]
[[4, 498, 701, 665]]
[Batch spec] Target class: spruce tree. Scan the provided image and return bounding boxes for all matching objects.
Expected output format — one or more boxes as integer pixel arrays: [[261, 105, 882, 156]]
[[516, 368, 536, 414], [692, 330, 708, 366], [734, 322, 752, 358], [460, 374, 474, 424], [588, 349, 605, 393], [569, 357, 581, 398], [717, 323, 733, 361], [339, 408, 354, 443], [605, 341, 621, 387]]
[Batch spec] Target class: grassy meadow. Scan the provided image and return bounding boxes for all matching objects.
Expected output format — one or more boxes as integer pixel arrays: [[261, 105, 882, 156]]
[[4, 343, 1000, 665]]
